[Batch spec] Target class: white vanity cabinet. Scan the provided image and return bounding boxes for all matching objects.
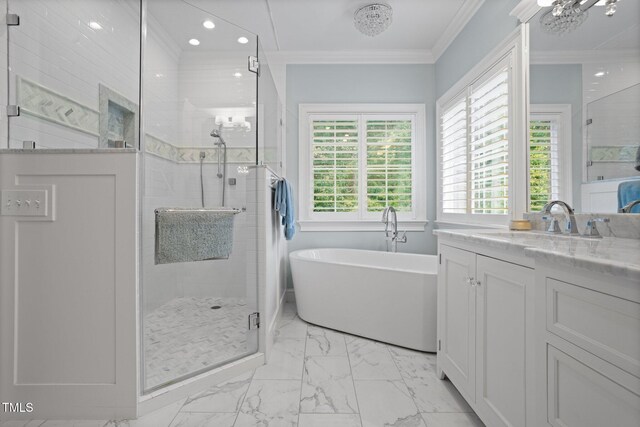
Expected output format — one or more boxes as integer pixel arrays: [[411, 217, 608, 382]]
[[438, 243, 534, 427], [533, 264, 640, 427]]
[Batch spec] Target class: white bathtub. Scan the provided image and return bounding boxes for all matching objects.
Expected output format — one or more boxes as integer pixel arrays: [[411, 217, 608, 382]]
[[290, 248, 437, 352]]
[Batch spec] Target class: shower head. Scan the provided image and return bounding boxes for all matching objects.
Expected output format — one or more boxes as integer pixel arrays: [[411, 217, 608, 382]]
[[210, 128, 226, 146]]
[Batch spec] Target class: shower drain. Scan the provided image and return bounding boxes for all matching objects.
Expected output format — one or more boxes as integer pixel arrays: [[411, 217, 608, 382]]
[[210, 305, 222, 310]]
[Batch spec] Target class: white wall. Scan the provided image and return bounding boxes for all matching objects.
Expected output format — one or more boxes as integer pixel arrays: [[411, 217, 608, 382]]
[[7, 0, 140, 149]]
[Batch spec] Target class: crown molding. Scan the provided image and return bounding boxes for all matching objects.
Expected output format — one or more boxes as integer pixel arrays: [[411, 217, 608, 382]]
[[265, 49, 434, 65], [510, 0, 542, 23], [530, 49, 640, 64], [432, 0, 486, 61]]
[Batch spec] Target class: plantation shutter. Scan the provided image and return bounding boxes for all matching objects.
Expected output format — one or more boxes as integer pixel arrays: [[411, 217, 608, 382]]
[[529, 117, 560, 211], [310, 118, 359, 213], [469, 65, 510, 215], [365, 118, 413, 212], [440, 96, 468, 214]]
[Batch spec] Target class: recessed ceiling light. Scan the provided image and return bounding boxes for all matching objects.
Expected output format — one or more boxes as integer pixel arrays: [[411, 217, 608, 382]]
[[203, 20, 215, 29], [234, 72, 242, 78], [237, 36, 249, 44], [594, 71, 606, 77], [89, 21, 103, 30], [189, 38, 200, 46], [155, 73, 164, 78]]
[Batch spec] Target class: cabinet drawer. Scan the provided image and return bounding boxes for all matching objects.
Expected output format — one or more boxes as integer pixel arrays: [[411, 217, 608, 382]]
[[547, 345, 640, 427], [547, 278, 640, 377]]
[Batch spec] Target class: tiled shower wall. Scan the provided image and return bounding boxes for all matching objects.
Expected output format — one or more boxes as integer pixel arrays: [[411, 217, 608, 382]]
[[142, 154, 256, 313], [7, 0, 140, 149]]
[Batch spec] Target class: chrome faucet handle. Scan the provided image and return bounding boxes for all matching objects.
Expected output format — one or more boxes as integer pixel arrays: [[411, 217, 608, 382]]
[[582, 217, 610, 239], [542, 215, 561, 234], [397, 230, 407, 243]]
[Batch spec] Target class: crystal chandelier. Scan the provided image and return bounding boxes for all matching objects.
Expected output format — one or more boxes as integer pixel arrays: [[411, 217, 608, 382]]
[[538, 0, 622, 35], [354, 4, 393, 37], [540, 2, 589, 35]]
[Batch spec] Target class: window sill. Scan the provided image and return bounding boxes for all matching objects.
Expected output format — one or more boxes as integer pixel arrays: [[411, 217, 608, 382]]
[[297, 220, 429, 232]]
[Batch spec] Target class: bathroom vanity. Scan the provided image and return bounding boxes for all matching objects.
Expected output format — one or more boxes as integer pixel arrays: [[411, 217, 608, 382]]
[[434, 229, 640, 427]]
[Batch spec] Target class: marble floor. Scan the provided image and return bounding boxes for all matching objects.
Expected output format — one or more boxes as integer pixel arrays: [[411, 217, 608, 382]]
[[2, 303, 484, 427], [144, 297, 252, 389]]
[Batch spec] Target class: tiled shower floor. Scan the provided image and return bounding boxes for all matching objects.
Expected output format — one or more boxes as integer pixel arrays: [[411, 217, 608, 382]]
[[143, 297, 252, 390]]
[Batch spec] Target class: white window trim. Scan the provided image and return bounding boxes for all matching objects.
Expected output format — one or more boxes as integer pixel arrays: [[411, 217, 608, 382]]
[[529, 104, 573, 207], [298, 103, 427, 232], [436, 26, 528, 226]]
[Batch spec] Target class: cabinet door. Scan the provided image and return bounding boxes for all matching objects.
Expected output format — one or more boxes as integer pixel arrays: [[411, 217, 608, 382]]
[[438, 245, 476, 401], [475, 256, 532, 427]]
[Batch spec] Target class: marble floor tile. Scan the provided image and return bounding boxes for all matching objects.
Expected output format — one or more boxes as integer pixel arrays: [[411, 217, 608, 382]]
[[387, 347, 437, 380], [306, 326, 347, 356], [168, 413, 236, 427], [355, 380, 426, 427], [180, 371, 252, 413], [128, 398, 186, 427], [346, 338, 402, 380], [234, 380, 301, 427], [0, 422, 46, 427], [275, 315, 309, 339], [298, 414, 362, 427], [402, 377, 472, 413], [39, 421, 110, 427], [253, 337, 305, 380], [421, 412, 485, 427], [300, 357, 358, 414], [387, 346, 471, 413]]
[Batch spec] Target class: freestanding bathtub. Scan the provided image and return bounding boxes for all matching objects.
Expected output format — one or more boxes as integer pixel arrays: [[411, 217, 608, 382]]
[[290, 248, 437, 352]]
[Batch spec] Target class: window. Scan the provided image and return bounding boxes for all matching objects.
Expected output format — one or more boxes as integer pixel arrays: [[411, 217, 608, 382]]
[[437, 29, 526, 225], [299, 104, 427, 231], [529, 105, 572, 211]]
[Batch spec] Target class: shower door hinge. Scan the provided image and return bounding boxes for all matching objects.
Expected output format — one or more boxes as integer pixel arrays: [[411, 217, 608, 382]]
[[248, 56, 260, 76], [7, 105, 20, 117], [6, 14, 20, 26], [586, 118, 593, 125], [586, 160, 593, 167], [439, 253, 442, 265], [438, 339, 441, 351], [248, 312, 260, 330]]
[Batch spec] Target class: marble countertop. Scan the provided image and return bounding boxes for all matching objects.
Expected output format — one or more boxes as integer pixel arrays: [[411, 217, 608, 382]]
[[434, 229, 640, 282]]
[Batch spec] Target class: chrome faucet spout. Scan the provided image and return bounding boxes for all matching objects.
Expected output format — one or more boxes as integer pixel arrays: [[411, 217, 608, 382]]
[[381, 206, 406, 252], [541, 200, 579, 235], [620, 199, 640, 213]]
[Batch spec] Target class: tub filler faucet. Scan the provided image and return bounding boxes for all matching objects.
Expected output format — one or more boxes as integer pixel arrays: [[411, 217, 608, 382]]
[[382, 206, 407, 253]]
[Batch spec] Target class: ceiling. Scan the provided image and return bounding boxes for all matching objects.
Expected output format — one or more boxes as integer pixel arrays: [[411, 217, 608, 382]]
[[152, 0, 472, 54], [530, 0, 640, 53]]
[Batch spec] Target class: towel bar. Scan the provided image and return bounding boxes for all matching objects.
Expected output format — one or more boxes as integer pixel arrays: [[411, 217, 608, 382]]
[[155, 207, 243, 215]]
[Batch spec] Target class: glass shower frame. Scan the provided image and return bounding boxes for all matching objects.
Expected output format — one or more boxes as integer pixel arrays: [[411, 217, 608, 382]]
[[138, 0, 261, 394]]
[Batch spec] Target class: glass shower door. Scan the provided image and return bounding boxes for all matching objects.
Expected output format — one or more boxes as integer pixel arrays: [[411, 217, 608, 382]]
[[141, 0, 259, 393]]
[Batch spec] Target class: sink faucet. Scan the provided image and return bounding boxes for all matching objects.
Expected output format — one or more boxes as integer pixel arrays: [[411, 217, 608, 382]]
[[620, 199, 640, 213], [381, 206, 407, 252], [541, 200, 579, 235]]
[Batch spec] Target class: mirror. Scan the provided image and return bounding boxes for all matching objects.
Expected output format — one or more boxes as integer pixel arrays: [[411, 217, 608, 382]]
[[529, 0, 639, 213]]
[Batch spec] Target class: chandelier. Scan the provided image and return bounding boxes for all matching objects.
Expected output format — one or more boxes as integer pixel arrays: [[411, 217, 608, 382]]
[[538, 0, 621, 35], [354, 4, 393, 37], [540, 3, 588, 35]]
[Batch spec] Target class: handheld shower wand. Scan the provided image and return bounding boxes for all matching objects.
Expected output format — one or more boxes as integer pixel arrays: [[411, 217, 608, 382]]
[[210, 127, 227, 207]]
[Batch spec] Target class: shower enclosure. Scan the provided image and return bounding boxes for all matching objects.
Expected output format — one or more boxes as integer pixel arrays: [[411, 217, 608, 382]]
[[140, 0, 263, 393], [1, 0, 282, 417]]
